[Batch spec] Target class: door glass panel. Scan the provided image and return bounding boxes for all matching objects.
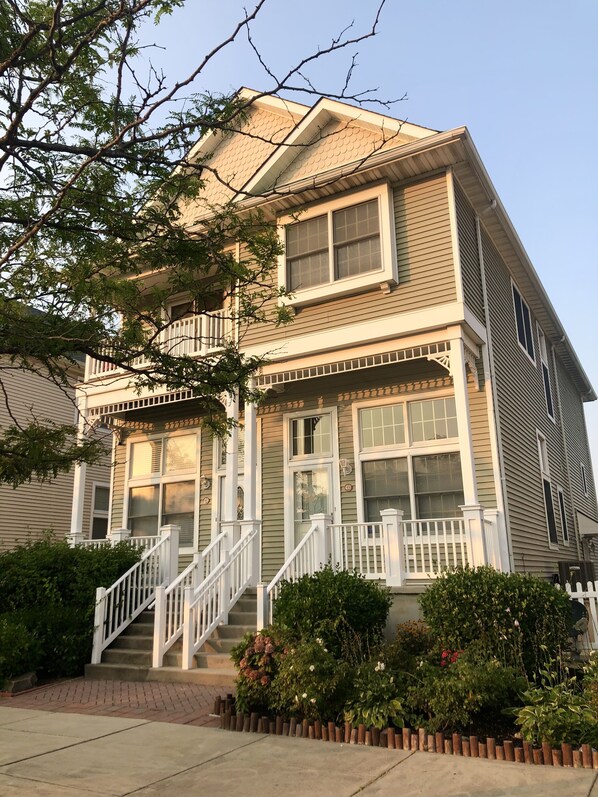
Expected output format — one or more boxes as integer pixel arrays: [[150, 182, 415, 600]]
[[293, 468, 330, 545], [291, 415, 331, 457], [162, 480, 195, 547]]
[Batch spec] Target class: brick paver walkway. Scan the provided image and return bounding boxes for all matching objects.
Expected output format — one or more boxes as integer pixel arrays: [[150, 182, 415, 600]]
[[0, 678, 233, 727]]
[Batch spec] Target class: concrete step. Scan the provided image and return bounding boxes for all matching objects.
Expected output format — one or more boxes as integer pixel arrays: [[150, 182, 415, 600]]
[[85, 662, 236, 687], [103, 648, 152, 667], [210, 624, 254, 640], [110, 635, 154, 651], [227, 610, 256, 625], [121, 621, 155, 637]]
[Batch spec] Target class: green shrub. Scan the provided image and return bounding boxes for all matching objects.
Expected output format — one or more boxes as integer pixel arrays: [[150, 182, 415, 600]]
[[344, 659, 407, 730], [0, 616, 42, 686], [231, 629, 285, 715], [513, 662, 598, 747], [271, 637, 351, 721], [383, 621, 433, 676], [418, 566, 570, 677], [0, 541, 141, 679], [407, 645, 525, 734], [0, 540, 140, 612], [272, 565, 392, 660]]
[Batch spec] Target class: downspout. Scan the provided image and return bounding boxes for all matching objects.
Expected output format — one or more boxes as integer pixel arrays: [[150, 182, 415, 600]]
[[476, 216, 514, 572]]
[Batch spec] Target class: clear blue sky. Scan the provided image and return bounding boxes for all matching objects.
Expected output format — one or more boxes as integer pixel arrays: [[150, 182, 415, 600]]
[[143, 0, 598, 475]]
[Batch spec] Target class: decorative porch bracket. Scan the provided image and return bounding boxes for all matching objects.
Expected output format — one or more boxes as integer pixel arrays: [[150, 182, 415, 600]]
[[426, 345, 480, 391]]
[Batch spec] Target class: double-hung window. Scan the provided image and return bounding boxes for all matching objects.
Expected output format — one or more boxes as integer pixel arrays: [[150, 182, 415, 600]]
[[90, 483, 110, 539], [126, 432, 199, 548], [356, 396, 464, 523], [512, 283, 535, 361], [537, 326, 555, 420], [537, 432, 558, 547], [279, 184, 397, 306]]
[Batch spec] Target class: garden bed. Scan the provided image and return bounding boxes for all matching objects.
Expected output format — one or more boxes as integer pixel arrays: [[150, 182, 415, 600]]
[[213, 694, 598, 770]]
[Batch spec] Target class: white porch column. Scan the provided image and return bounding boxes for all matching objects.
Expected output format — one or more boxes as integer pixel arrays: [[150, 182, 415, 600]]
[[309, 513, 331, 569], [159, 524, 179, 584], [460, 504, 487, 568], [483, 508, 508, 571], [380, 508, 406, 587], [221, 390, 240, 547], [449, 335, 478, 506], [108, 528, 131, 545], [243, 378, 258, 522], [69, 392, 88, 539]]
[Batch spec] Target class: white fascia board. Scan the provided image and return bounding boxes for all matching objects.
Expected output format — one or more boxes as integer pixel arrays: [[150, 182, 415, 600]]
[[242, 301, 472, 363]]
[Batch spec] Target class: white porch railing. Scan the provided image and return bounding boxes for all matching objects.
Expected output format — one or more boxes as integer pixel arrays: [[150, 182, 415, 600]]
[[562, 580, 598, 651], [152, 531, 227, 668], [90, 525, 179, 664], [403, 518, 469, 577], [257, 508, 503, 629], [181, 523, 260, 670], [257, 514, 331, 629], [85, 309, 232, 380], [68, 528, 157, 551]]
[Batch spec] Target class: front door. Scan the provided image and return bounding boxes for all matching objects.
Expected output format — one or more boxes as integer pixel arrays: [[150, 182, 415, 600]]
[[291, 464, 333, 547]]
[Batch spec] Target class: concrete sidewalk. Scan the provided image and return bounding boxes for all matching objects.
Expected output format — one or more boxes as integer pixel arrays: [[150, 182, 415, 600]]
[[0, 706, 597, 797]]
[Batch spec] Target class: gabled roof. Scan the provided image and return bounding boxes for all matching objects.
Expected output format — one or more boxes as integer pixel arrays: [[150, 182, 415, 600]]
[[240, 96, 437, 197]]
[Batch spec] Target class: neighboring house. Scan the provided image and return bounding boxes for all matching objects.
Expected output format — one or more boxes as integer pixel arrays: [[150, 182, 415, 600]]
[[73, 88, 598, 593], [0, 359, 111, 549]]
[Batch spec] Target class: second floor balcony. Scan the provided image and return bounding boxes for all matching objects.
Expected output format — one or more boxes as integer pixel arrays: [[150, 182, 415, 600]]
[[85, 309, 232, 382]]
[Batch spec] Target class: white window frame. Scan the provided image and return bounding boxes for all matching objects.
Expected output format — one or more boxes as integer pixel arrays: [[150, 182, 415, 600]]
[[89, 481, 110, 540], [537, 430, 558, 549], [352, 391, 463, 525], [556, 485, 570, 546], [278, 183, 398, 307], [581, 463, 589, 497], [536, 324, 555, 422], [283, 408, 340, 557], [511, 281, 535, 364], [123, 430, 201, 551]]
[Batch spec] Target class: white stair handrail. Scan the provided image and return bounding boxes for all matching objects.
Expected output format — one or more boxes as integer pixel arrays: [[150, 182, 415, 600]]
[[152, 531, 227, 668], [181, 524, 260, 670], [256, 518, 324, 629], [90, 526, 178, 664]]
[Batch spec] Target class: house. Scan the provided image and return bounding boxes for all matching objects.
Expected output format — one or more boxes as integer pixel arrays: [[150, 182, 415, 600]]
[[73, 89, 598, 677], [0, 357, 111, 549]]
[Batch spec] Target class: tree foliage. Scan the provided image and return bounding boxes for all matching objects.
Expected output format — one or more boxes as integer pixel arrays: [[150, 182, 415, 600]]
[[0, 0, 394, 485]]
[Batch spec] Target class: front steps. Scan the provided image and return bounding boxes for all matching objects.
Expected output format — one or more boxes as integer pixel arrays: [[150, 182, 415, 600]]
[[85, 589, 257, 687]]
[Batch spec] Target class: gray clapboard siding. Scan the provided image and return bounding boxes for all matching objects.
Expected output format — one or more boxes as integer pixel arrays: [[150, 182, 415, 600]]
[[481, 226, 575, 575], [242, 174, 456, 349], [454, 179, 485, 323]]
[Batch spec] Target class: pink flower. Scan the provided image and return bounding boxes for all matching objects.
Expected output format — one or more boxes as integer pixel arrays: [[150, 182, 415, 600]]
[[254, 635, 265, 653], [260, 675, 270, 686], [265, 643, 274, 654]]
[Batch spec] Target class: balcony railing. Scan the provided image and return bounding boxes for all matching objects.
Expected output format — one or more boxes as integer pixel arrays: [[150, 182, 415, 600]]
[[85, 309, 232, 380]]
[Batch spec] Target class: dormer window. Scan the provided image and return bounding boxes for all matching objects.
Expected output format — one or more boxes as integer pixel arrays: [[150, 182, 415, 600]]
[[279, 184, 397, 306]]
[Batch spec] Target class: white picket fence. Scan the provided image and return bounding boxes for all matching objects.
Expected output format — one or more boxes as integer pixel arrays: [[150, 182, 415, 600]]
[[563, 580, 598, 651]]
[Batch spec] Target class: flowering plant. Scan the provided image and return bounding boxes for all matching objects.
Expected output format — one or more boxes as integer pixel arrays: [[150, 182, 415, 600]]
[[271, 637, 350, 721], [231, 629, 285, 714], [440, 649, 462, 667], [344, 659, 406, 729]]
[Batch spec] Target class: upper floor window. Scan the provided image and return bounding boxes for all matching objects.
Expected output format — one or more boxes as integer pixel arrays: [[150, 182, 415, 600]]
[[537, 325, 555, 421], [581, 463, 589, 497], [512, 283, 535, 362], [537, 431, 558, 547], [278, 184, 397, 307]]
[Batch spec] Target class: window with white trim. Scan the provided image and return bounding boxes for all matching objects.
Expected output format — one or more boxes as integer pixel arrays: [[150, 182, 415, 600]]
[[537, 326, 555, 420], [356, 396, 464, 522], [512, 283, 535, 361], [126, 432, 198, 547], [90, 483, 110, 539], [556, 486, 569, 545], [215, 429, 245, 523], [537, 431, 557, 546], [581, 463, 589, 497], [279, 184, 397, 306]]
